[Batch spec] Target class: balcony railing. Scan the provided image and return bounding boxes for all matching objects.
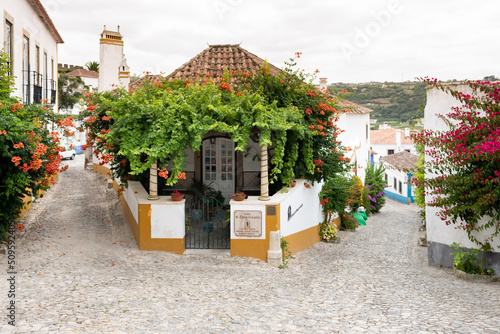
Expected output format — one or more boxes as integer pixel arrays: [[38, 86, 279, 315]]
[[23, 71, 56, 105]]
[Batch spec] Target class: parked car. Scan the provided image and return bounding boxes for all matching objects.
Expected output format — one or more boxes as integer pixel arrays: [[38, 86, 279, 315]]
[[60, 145, 76, 160]]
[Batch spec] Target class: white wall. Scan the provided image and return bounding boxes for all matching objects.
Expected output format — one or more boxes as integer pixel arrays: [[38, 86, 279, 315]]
[[279, 180, 323, 238], [1, 0, 59, 106], [337, 112, 370, 183]]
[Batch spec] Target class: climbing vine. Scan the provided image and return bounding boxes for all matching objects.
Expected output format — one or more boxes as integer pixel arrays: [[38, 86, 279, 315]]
[[81, 54, 350, 192]]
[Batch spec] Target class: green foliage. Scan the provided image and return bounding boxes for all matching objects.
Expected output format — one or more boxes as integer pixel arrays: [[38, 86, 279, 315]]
[[0, 51, 72, 242], [450, 242, 494, 276], [362, 186, 371, 214], [80, 55, 351, 192], [364, 163, 387, 213], [319, 175, 351, 223], [332, 82, 427, 123], [340, 212, 358, 230], [347, 175, 364, 210], [85, 61, 99, 73], [279, 238, 292, 269], [413, 142, 425, 208], [58, 73, 85, 112], [319, 221, 338, 241]]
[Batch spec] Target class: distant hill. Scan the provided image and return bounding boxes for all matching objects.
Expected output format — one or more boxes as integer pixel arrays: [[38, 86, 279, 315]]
[[330, 82, 427, 123]]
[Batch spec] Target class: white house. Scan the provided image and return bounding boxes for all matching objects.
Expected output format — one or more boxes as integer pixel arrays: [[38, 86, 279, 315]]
[[380, 150, 418, 205], [424, 84, 500, 274], [0, 0, 63, 108], [371, 128, 416, 164], [319, 78, 372, 183]]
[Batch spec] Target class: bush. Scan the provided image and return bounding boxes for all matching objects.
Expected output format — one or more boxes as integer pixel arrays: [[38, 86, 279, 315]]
[[319, 175, 351, 223], [364, 163, 387, 213]]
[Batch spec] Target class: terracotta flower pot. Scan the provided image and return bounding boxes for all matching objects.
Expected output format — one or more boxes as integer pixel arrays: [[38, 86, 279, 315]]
[[171, 193, 185, 201], [289, 181, 297, 188], [232, 194, 245, 201]]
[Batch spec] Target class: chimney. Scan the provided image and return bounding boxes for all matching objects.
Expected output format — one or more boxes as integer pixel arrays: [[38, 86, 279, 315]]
[[404, 128, 410, 137], [319, 78, 328, 93], [396, 130, 402, 152]]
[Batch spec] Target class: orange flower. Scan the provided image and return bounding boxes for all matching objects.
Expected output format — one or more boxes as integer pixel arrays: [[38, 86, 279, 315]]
[[177, 172, 186, 179]]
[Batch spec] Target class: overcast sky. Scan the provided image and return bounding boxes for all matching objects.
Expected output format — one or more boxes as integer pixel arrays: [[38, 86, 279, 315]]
[[41, 0, 499, 84]]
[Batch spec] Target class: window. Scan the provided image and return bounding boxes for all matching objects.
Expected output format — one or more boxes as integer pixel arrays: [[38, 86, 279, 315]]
[[399, 181, 402, 194], [384, 173, 388, 184], [35, 45, 40, 85], [43, 52, 47, 99], [388, 149, 395, 155], [22, 35, 30, 103], [4, 20, 13, 74], [366, 124, 369, 140], [393, 177, 397, 190]]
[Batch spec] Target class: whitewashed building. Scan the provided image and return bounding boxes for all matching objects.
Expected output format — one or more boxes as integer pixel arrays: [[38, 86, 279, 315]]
[[0, 0, 63, 108], [371, 128, 416, 164], [380, 150, 418, 205], [319, 78, 372, 183]]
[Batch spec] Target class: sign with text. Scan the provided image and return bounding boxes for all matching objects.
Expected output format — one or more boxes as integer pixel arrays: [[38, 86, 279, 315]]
[[234, 210, 262, 237]]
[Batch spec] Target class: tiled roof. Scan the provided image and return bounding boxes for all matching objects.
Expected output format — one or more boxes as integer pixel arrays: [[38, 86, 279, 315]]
[[67, 69, 99, 79], [381, 151, 419, 172], [371, 129, 414, 145], [130, 44, 282, 90], [338, 99, 372, 114], [27, 0, 64, 43]]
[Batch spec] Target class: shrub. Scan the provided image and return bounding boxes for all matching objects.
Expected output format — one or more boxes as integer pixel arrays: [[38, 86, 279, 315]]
[[364, 163, 387, 213]]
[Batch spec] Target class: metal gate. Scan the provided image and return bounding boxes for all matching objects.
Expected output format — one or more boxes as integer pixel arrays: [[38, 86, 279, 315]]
[[185, 197, 230, 249]]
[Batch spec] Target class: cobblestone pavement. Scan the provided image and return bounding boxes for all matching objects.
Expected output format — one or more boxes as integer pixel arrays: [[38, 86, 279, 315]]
[[1, 155, 499, 333]]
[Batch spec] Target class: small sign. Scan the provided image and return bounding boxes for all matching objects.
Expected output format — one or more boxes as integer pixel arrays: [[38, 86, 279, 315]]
[[234, 210, 262, 237]]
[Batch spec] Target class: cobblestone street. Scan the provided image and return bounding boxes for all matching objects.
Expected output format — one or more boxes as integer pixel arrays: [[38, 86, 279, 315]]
[[1, 155, 499, 333]]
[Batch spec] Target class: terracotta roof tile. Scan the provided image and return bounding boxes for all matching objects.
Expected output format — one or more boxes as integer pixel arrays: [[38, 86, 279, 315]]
[[371, 129, 414, 145], [381, 151, 419, 172], [338, 99, 372, 114], [67, 69, 99, 79], [130, 44, 282, 90]]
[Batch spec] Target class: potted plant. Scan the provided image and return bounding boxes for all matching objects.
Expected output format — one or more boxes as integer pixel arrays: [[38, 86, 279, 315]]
[[171, 190, 185, 201], [288, 180, 297, 188], [232, 191, 246, 201]]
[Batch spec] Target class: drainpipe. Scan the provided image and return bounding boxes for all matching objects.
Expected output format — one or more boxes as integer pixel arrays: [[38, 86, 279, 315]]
[[148, 161, 160, 200], [258, 145, 271, 201]]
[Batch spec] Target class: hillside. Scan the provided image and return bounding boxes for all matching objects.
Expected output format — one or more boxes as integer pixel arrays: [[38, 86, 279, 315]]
[[330, 82, 427, 124]]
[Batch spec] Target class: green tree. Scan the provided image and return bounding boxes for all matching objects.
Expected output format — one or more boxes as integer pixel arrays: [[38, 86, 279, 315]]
[[85, 61, 99, 73], [58, 73, 84, 112]]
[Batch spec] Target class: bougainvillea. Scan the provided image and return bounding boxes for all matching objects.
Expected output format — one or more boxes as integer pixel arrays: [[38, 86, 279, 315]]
[[0, 51, 73, 241], [412, 77, 500, 250]]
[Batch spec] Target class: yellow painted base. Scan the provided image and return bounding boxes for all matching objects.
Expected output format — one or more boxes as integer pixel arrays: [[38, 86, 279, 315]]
[[93, 164, 111, 177], [283, 224, 321, 256], [231, 204, 280, 261]]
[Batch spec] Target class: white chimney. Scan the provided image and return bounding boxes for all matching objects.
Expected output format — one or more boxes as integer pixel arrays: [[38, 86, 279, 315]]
[[404, 128, 410, 137], [396, 130, 402, 152], [319, 78, 328, 92]]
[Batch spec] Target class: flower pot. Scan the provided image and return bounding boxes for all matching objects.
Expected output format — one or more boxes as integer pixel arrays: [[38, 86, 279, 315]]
[[171, 194, 185, 201], [232, 194, 245, 201], [289, 181, 297, 188]]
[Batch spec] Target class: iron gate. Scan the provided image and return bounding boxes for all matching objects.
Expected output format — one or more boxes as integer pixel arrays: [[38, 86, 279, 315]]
[[185, 196, 230, 249]]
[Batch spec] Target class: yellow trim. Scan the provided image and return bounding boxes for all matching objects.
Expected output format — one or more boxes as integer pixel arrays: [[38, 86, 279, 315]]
[[99, 38, 124, 46], [283, 224, 321, 256], [92, 163, 112, 178]]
